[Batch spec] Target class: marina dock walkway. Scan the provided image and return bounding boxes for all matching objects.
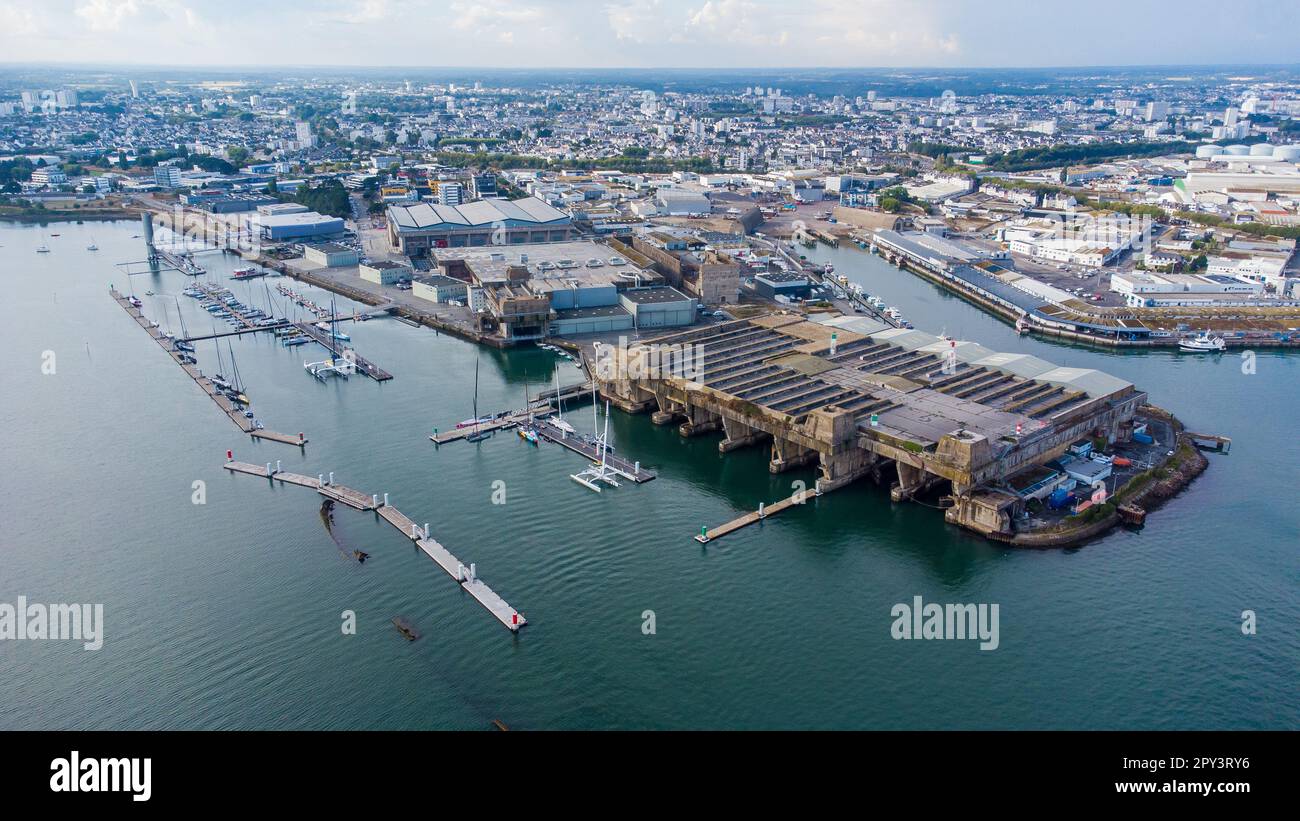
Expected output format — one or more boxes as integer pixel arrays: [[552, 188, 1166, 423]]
[[294, 321, 393, 381], [111, 287, 307, 448], [430, 408, 551, 444], [533, 419, 656, 483], [223, 460, 526, 632]]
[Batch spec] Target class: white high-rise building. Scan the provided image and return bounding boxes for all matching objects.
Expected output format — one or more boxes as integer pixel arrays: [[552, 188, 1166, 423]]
[[154, 166, 182, 188], [1224, 106, 1239, 127], [1144, 101, 1169, 122], [438, 182, 463, 206], [295, 121, 315, 148], [129, 80, 138, 99]]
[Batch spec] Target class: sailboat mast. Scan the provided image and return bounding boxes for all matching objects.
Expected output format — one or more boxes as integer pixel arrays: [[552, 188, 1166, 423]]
[[214, 323, 225, 375], [600, 400, 611, 468], [555, 364, 563, 424]]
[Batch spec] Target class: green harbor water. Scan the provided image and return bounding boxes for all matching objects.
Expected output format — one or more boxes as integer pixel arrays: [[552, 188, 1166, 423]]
[[1, 220, 1296, 730]]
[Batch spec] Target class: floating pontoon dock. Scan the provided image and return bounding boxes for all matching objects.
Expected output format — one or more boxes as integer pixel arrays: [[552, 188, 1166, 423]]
[[695, 489, 822, 544], [223, 460, 526, 632], [533, 418, 656, 483], [111, 287, 308, 448]]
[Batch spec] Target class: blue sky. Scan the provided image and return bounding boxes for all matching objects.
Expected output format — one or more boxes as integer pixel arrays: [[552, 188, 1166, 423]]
[[1, 0, 1297, 68]]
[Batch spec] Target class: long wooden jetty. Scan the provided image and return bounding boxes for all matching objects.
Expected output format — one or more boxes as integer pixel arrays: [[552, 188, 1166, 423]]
[[694, 488, 823, 544], [533, 418, 656, 483], [223, 460, 526, 632], [110, 286, 308, 448]]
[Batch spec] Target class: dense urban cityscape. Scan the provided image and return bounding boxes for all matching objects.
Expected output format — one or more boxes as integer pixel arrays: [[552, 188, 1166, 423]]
[[4, 64, 1299, 345], [0, 0, 1294, 795]]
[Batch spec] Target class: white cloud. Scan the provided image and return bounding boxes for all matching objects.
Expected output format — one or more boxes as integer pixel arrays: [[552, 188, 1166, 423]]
[[75, 0, 141, 32], [339, 0, 392, 24], [0, 1, 40, 36], [448, 0, 545, 32], [0, 0, 1291, 68], [607, 0, 676, 44]]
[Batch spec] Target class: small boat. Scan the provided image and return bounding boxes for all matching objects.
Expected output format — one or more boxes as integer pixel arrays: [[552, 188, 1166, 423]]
[[1179, 331, 1225, 353], [36, 245, 50, 253], [230, 267, 266, 281], [517, 428, 539, 445], [86, 244, 98, 251], [1015, 315, 1031, 335], [463, 356, 493, 442]]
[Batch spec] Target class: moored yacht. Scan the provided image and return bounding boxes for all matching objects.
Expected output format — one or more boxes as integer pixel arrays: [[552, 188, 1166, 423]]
[[1178, 331, 1226, 353]]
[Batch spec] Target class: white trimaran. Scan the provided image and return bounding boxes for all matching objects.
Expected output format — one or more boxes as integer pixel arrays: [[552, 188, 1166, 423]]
[[570, 388, 620, 493]]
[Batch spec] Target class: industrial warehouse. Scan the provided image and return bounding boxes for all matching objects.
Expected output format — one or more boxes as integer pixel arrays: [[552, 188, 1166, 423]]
[[386, 197, 574, 254], [421, 239, 697, 340]]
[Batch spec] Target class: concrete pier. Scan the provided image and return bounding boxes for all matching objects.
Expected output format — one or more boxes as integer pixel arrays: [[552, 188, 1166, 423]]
[[601, 313, 1149, 541]]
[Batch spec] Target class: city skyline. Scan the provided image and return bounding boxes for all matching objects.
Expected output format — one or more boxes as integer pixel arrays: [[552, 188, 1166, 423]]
[[1, 0, 1298, 69]]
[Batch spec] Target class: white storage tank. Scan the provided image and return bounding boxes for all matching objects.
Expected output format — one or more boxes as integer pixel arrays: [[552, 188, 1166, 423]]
[[1223, 144, 1251, 156], [1273, 144, 1300, 162], [1250, 143, 1275, 156], [1195, 144, 1219, 159]]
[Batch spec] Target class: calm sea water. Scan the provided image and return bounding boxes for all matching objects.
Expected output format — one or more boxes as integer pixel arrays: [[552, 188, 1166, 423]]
[[1, 220, 1295, 730]]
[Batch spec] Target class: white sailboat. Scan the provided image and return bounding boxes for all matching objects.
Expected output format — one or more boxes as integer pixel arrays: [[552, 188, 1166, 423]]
[[550, 364, 576, 435]]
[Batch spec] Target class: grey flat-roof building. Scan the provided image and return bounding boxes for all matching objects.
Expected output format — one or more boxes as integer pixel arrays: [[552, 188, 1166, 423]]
[[412, 274, 469, 304], [360, 259, 411, 285], [551, 305, 635, 336], [303, 242, 360, 268], [754, 271, 812, 300], [619, 286, 697, 328]]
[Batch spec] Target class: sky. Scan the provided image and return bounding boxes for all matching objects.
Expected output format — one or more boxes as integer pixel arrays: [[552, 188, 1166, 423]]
[[0, 0, 1297, 69]]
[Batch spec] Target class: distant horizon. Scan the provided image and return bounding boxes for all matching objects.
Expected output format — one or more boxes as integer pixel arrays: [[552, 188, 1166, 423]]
[[1, 0, 1297, 70], [1, 61, 1298, 73]]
